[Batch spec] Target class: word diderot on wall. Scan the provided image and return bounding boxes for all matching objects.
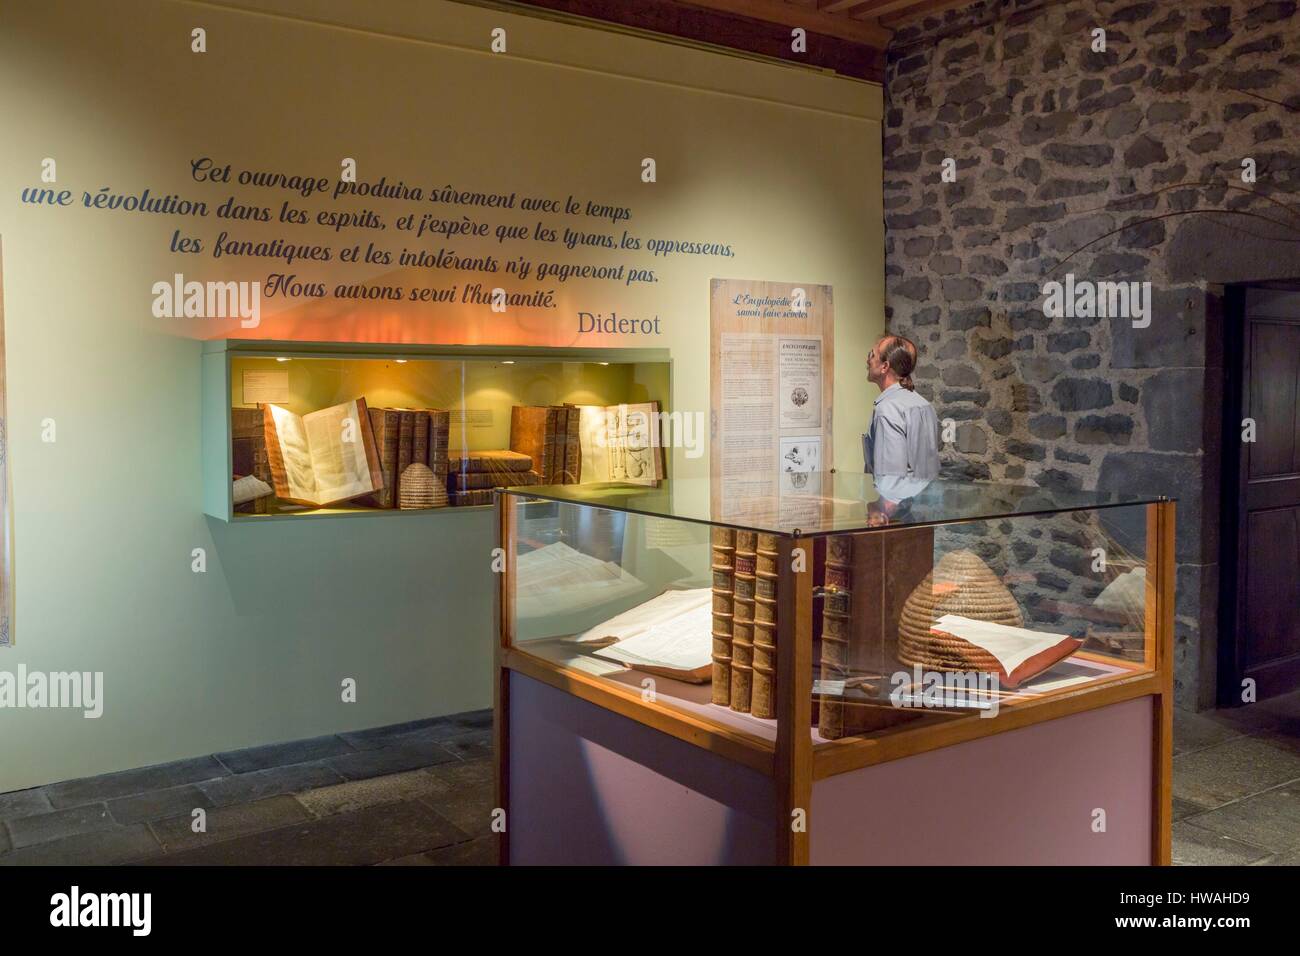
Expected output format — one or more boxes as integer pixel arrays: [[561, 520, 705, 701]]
[[21, 156, 739, 345]]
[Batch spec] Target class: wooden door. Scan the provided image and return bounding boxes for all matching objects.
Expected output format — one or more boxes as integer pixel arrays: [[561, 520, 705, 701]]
[[1224, 285, 1300, 702]]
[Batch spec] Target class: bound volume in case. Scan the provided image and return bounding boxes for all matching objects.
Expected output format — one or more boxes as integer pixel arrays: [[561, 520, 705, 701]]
[[261, 399, 383, 507]]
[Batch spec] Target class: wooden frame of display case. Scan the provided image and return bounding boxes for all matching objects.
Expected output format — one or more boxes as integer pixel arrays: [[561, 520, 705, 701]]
[[494, 497, 1176, 866], [200, 339, 671, 522]]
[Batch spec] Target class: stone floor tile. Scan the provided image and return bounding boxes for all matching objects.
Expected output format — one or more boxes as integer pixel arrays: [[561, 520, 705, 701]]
[[328, 740, 459, 781], [1171, 822, 1271, 866], [1173, 710, 1244, 755], [1180, 783, 1300, 854], [1206, 700, 1300, 741], [148, 796, 310, 853], [43, 756, 229, 809], [430, 756, 493, 790], [295, 768, 451, 818], [374, 837, 495, 866], [0, 788, 53, 822], [448, 709, 493, 731], [1173, 736, 1300, 810], [420, 787, 494, 837], [339, 718, 459, 751], [107, 784, 214, 826], [148, 800, 463, 866], [0, 824, 9, 855], [7, 803, 115, 849], [0, 825, 160, 866], [1257, 845, 1300, 865], [437, 731, 492, 761], [422, 836, 495, 866], [374, 851, 440, 866], [196, 760, 344, 807], [1172, 796, 1202, 821], [215, 734, 357, 774]]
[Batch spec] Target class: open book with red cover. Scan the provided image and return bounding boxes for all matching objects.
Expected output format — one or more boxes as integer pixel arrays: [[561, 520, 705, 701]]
[[929, 614, 1084, 688], [261, 398, 383, 507]]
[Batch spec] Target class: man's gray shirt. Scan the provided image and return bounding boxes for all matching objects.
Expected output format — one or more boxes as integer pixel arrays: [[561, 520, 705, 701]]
[[862, 383, 940, 479]]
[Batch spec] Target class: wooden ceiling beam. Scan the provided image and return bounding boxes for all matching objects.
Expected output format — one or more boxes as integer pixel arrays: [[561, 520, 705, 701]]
[[874, 0, 980, 25], [678, 0, 891, 45], [818, 0, 878, 14], [497, 0, 889, 81], [816, 0, 878, 15]]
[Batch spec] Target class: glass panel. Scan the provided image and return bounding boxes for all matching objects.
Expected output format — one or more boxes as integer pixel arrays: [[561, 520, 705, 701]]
[[812, 503, 1153, 740], [507, 497, 1155, 747], [227, 353, 669, 518], [510, 497, 786, 744], [502, 473, 1166, 538]]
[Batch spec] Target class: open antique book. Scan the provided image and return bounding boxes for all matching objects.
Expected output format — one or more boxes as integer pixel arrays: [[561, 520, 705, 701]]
[[576, 402, 666, 485], [930, 614, 1084, 688], [261, 399, 383, 507], [573, 588, 714, 683], [515, 542, 644, 618]]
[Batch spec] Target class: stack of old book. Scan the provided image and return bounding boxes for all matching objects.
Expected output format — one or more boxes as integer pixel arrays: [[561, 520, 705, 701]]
[[818, 535, 854, 739], [710, 531, 781, 718], [231, 407, 274, 514], [710, 528, 736, 706], [508, 402, 667, 486], [358, 407, 450, 509], [447, 450, 540, 506], [509, 405, 580, 484]]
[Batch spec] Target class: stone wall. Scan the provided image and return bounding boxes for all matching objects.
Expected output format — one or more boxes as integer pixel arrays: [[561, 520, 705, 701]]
[[882, 0, 1300, 708]]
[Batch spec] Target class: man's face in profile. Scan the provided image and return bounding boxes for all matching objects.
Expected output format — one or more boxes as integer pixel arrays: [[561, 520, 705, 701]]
[[866, 337, 889, 388]]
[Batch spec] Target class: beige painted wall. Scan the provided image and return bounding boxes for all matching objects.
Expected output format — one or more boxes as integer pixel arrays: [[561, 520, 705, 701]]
[[0, 0, 883, 788]]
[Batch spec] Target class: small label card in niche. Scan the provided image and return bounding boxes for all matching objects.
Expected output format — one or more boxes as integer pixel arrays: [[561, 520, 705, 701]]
[[242, 370, 289, 405], [450, 408, 493, 428]]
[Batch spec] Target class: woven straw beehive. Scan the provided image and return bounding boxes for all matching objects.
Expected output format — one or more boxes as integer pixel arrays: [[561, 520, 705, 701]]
[[897, 549, 1023, 673], [398, 462, 446, 510]]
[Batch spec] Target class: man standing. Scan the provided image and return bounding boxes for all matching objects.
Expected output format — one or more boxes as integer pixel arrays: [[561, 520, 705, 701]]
[[863, 334, 940, 480]]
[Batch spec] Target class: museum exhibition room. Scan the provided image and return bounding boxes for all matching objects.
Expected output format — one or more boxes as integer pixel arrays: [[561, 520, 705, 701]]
[[0, 0, 1298, 898]]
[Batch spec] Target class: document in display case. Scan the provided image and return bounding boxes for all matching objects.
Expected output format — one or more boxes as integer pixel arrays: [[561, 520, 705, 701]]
[[494, 474, 1176, 865]]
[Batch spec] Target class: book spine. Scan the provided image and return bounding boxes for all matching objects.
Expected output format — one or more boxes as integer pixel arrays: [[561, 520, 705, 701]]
[[396, 411, 415, 501], [710, 527, 735, 707], [751, 533, 780, 719], [355, 409, 399, 508], [448, 489, 494, 507], [451, 471, 542, 490], [412, 411, 430, 467], [564, 404, 581, 483], [231, 408, 273, 514], [730, 531, 757, 713], [818, 535, 853, 740], [428, 410, 449, 508], [543, 407, 560, 483], [552, 406, 567, 483]]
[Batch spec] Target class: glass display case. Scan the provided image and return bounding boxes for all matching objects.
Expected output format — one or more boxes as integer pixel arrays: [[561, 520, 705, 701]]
[[494, 474, 1176, 865], [200, 339, 670, 521]]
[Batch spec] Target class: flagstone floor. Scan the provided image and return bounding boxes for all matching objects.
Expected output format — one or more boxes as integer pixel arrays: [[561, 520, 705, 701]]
[[1171, 689, 1300, 865], [1, 693, 1297, 865], [0, 710, 495, 866]]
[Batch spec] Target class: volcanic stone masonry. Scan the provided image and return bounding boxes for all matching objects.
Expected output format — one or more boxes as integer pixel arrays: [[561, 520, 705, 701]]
[[881, 0, 1300, 708]]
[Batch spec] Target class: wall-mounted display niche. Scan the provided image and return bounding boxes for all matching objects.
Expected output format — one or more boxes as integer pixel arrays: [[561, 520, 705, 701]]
[[201, 340, 671, 521]]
